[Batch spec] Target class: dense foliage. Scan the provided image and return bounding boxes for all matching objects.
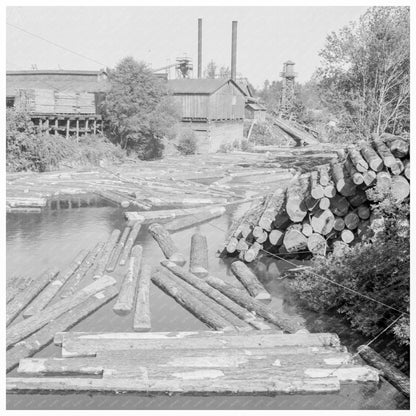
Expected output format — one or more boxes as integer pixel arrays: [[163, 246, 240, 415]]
[[315, 6, 410, 139], [288, 196, 410, 347], [103, 57, 179, 160], [6, 109, 125, 172], [177, 128, 197, 155]]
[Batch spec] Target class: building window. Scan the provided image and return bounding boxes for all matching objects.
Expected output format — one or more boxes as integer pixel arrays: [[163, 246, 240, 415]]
[[6, 96, 15, 108]]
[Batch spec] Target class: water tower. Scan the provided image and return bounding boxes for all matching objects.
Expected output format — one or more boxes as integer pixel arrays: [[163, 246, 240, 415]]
[[280, 60, 297, 116]]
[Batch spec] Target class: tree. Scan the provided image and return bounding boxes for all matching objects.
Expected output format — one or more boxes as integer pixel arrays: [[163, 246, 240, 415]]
[[218, 66, 231, 79], [316, 7, 410, 139], [103, 57, 179, 160], [257, 79, 283, 113], [204, 60, 217, 79]]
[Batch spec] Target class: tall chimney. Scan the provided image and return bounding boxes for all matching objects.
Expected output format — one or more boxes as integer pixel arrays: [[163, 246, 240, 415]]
[[198, 18, 202, 78], [231, 21, 237, 81]]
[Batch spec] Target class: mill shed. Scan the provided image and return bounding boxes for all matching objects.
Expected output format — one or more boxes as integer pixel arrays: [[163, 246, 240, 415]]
[[168, 78, 247, 153]]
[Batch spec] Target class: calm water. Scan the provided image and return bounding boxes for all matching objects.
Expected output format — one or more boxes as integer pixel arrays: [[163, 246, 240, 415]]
[[6, 203, 409, 410]]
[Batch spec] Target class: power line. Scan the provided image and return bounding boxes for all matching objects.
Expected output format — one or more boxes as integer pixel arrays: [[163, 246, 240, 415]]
[[7, 22, 106, 67]]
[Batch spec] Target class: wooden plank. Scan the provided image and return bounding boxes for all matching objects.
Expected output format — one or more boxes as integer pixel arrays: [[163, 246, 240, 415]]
[[6, 275, 116, 348], [113, 245, 142, 315], [6, 287, 118, 373], [57, 331, 340, 358], [161, 261, 272, 330], [6, 269, 59, 327], [6, 376, 340, 395], [23, 250, 89, 318], [133, 264, 152, 332]]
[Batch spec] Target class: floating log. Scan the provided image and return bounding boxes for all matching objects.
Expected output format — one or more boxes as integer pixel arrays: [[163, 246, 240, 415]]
[[133, 264, 152, 332], [303, 366, 379, 382], [6, 375, 340, 395], [344, 212, 360, 230], [358, 345, 409, 398], [161, 261, 271, 330], [373, 139, 396, 167], [307, 233, 327, 256], [310, 209, 335, 236], [390, 175, 410, 201], [93, 229, 121, 278], [6, 275, 116, 348], [231, 261, 271, 302], [165, 207, 225, 233], [60, 242, 105, 298], [144, 196, 226, 208], [151, 268, 235, 331], [283, 228, 308, 253], [244, 242, 263, 263], [23, 250, 89, 318], [57, 331, 343, 358], [6, 286, 118, 373], [269, 229, 284, 246], [257, 188, 285, 231], [6, 269, 59, 327], [348, 148, 368, 172], [360, 144, 384, 172], [6, 197, 47, 208], [119, 220, 142, 266], [331, 163, 356, 197], [148, 223, 186, 266], [106, 227, 131, 272], [205, 275, 306, 333], [340, 229, 354, 244], [7, 276, 32, 304], [189, 233, 209, 277], [113, 245, 143, 315], [286, 175, 309, 222]]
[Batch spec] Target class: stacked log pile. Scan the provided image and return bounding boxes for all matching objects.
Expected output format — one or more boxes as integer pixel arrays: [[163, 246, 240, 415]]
[[224, 134, 410, 261]]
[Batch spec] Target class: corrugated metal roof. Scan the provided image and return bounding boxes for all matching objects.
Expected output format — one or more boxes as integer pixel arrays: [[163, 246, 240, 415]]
[[167, 78, 247, 95]]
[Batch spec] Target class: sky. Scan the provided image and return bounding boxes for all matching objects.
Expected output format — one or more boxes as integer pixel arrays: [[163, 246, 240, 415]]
[[6, 6, 368, 88]]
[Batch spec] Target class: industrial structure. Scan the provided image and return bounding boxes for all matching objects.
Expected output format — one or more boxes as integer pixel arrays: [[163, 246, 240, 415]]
[[279, 60, 297, 116]]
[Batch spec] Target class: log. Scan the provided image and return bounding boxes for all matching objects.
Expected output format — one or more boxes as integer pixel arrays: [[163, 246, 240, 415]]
[[323, 183, 336, 198], [360, 144, 384, 172], [161, 261, 271, 330], [269, 229, 284, 246], [148, 223, 186, 266], [151, 268, 235, 331], [375, 171, 392, 192], [340, 229, 354, 244], [6, 375, 340, 395], [357, 205, 370, 220], [390, 175, 410, 201], [301, 223, 313, 237], [93, 229, 121, 278], [113, 245, 143, 315], [165, 207, 225, 233], [373, 139, 396, 167], [6, 287, 118, 373], [319, 197, 330, 210], [310, 171, 324, 199], [358, 345, 409, 398], [318, 165, 330, 186], [7, 275, 117, 348], [119, 220, 142, 266], [133, 264, 152, 332], [331, 163, 356, 196], [226, 237, 239, 254], [144, 196, 226, 208], [231, 261, 271, 302], [304, 195, 319, 212], [205, 275, 307, 333], [381, 133, 409, 158], [333, 217, 345, 232], [348, 148, 368, 172], [57, 331, 341, 357], [7, 276, 32, 304], [60, 242, 105, 298], [189, 233, 209, 277], [255, 231, 268, 244], [6, 269, 59, 327], [106, 227, 131, 272], [244, 242, 263, 263], [330, 194, 350, 216], [257, 188, 285, 231], [344, 158, 364, 185], [389, 158, 404, 176], [283, 228, 308, 252], [403, 159, 410, 180], [347, 190, 368, 208], [236, 238, 249, 252], [310, 209, 335, 236], [23, 250, 89, 318], [307, 233, 327, 256], [356, 220, 372, 241], [252, 226, 264, 239], [285, 175, 309, 222], [344, 212, 360, 230]]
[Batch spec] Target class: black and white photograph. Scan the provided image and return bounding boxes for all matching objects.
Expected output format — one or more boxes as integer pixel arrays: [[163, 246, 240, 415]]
[[4, 1, 412, 412]]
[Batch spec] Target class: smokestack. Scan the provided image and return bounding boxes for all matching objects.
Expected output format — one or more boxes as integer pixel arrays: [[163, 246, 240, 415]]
[[198, 18, 202, 78], [231, 21, 237, 81]]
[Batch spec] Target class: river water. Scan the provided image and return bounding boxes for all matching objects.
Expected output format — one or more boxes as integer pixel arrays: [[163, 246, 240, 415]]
[[6, 201, 409, 410]]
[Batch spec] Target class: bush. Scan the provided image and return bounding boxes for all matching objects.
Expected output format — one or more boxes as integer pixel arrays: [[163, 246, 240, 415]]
[[218, 142, 232, 153], [288, 196, 409, 346], [240, 139, 253, 152], [177, 128, 197, 155]]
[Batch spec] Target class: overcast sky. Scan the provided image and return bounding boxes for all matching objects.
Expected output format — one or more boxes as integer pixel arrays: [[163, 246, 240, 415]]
[[7, 6, 367, 88]]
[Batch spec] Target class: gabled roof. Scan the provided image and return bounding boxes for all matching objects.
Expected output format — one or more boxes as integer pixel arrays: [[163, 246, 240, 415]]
[[167, 78, 247, 96], [6, 69, 106, 76]]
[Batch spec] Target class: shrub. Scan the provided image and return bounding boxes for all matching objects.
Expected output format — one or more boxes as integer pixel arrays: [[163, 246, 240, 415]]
[[177, 128, 197, 155], [218, 143, 232, 153], [241, 139, 253, 152]]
